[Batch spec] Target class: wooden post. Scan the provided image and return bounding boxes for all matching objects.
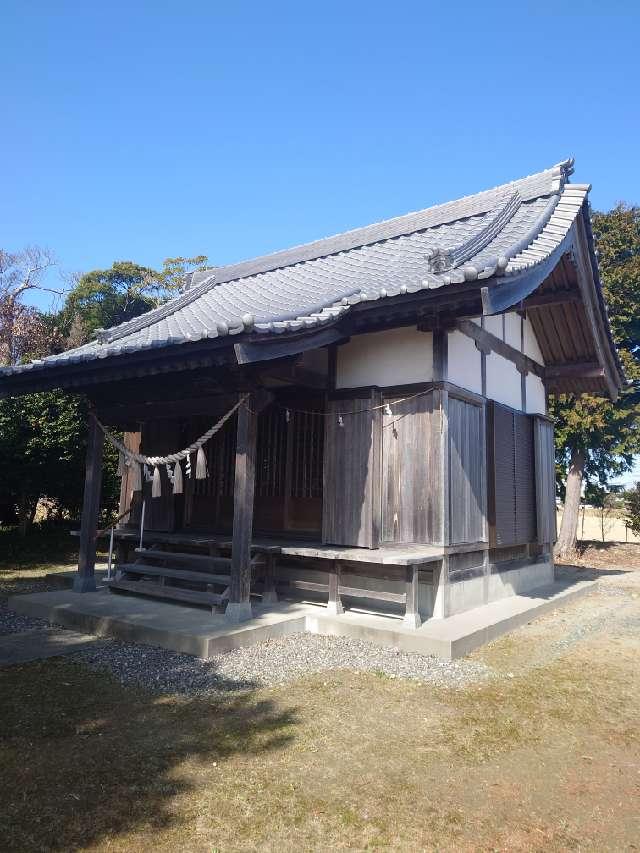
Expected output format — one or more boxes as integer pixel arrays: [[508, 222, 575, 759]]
[[226, 394, 258, 623], [327, 560, 344, 615], [431, 328, 451, 617], [262, 553, 279, 604], [403, 565, 421, 628], [74, 413, 104, 593], [432, 555, 450, 619]]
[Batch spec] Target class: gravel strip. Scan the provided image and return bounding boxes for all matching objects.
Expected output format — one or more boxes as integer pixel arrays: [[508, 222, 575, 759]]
[[0, 601, 53, 636], [75, 633, 492, 695]]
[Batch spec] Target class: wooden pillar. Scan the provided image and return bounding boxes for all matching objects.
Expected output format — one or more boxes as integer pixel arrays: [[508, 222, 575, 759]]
[[432, 556, 449, 619], [74, 413, 104, 593], [403, 565, 421, 628], [432, 327, 451, 617], [327, 560, 344, 615], [226, 394, 258, 623], [262, 553, 279, 604]]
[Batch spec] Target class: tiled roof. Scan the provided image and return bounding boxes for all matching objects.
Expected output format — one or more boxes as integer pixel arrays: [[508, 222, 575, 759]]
[[2, 158, 593, 378]]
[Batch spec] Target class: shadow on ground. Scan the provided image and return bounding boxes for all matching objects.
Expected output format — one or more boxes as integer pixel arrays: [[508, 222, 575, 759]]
[[0, 655, 298, 851]]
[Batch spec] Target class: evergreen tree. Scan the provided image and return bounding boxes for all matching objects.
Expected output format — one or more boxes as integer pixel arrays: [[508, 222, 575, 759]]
[[554, 204, 640, 557]]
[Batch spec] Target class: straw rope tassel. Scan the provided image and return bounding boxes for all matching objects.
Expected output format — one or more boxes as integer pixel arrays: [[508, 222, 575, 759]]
[[195, 446, 207, 480], [172, 460, 183, 495], [151, 465, 162, 498]]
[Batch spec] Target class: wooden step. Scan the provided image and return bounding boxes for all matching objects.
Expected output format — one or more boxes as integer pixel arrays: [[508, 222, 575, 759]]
[[119, 563, 230, 586], [135, 548, 232, 570], [106, 578, 224, 607]]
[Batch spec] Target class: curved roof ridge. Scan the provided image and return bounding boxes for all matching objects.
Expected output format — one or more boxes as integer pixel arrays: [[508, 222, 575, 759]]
[[96, 159, 573, 346], [199, 158, 575, 286]]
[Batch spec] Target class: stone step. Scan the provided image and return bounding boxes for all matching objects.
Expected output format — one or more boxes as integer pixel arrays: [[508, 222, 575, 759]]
[[119, 563, 230, 587], [135, 548, 232, 570], [106, 578, 225, 607]]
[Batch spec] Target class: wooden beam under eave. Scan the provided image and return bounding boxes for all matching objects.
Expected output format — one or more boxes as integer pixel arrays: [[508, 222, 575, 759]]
[[571, 217, 621, 400], [544, 362, 604, 380], [523, 290, 582, 309], [456, 319, 544, 379]]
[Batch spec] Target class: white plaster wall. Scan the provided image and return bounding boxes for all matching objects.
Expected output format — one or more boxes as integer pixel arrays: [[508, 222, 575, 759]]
[[484, 314, 503, 339], [336, 326, 433, 389], [504, 312, 522, 350], [526, 373, 546, 415], [447, 329, 482, 395], [486, 351, 522, 410], [523, 315, 545, 365]]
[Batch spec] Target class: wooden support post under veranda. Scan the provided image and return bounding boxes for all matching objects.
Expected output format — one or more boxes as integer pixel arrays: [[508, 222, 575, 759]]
[[225, 389, 272, 623], [74, 413, 104, 593]]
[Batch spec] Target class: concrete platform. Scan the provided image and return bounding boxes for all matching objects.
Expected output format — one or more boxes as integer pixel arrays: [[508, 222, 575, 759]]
[[0, 628, 98, 667], [8, 571, 596, 660]]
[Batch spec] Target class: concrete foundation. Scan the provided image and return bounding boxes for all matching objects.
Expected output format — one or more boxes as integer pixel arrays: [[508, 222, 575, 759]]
[[9, 569, 595, 660], [448, 559, 555, 617]]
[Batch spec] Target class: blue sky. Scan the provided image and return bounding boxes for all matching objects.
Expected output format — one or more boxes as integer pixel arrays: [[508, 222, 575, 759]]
[[2, 1, 639, 483], [2, 1, 638, 310]]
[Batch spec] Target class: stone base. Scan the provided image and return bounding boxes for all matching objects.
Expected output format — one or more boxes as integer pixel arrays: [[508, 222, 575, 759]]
[[8, 571, 596, 660], [224, 601, 253, 624], [72, 575, 97, 593]]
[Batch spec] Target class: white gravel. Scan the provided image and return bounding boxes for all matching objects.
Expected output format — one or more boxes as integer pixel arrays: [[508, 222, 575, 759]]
[[0, 601, 52, 636], [74, 633, 491, 694]]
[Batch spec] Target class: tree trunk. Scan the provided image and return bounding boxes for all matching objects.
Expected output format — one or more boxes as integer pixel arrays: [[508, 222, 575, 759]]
[[17, 492, 37, 538], [555, 449, 585, 559]]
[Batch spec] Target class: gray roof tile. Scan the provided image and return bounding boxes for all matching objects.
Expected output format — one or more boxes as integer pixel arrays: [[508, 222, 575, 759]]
[[2, 158, 594, 379]]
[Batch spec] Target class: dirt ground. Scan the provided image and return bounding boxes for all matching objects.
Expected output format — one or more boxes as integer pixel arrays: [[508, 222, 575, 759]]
[[1, 550, 639, 851], [558, 539, 640, 570]]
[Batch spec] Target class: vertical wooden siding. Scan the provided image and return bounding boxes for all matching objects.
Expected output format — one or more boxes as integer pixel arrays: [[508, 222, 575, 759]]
[[534, 417, 557, 545], [448, 397, 485, 544], [118, 431, 141, 524], [514, 413, 536, 543], [488, 402, 537, 547], [381, 393, 435, 543], [140, 420, 181, 532], [323, 395, 381, 548]]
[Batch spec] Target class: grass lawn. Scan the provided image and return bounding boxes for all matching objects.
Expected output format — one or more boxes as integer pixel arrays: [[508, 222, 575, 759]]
[[1, 534, 639, 851]]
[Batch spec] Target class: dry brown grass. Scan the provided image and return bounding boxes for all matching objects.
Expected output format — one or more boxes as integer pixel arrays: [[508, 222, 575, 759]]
[[1, 545, 640, 851], [1, 626, 639, 851]]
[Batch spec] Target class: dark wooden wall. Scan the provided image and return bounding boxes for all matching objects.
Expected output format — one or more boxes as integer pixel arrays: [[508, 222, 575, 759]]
[[533, 416, 557, 546], [487, 402, 537, 547], [381, 393, 438, 544], [140, 420, 181, 532], [448, 396, 485, 545], [322, 395, 381, 548]]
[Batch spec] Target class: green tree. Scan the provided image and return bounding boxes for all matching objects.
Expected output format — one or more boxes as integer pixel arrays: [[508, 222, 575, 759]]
[[0, 251, 208, 532], [61, 255, 208, 346], [0, 392, 120, 533], [623, 483, 640, 536], [554, 204, 640, 557]]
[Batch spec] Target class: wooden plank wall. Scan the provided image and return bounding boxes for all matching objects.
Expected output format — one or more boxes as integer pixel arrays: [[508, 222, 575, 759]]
[[322, 395, 381, 548], [448, 396, 485, 544], [514, 413, 536, 544], [491, 403, 516, 546], [381, 393, 435, 543], [533, 417, 557, 546], [118, 430, 141, 524], [140, 420, 181, 532], [488, 402, 537, 547]]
